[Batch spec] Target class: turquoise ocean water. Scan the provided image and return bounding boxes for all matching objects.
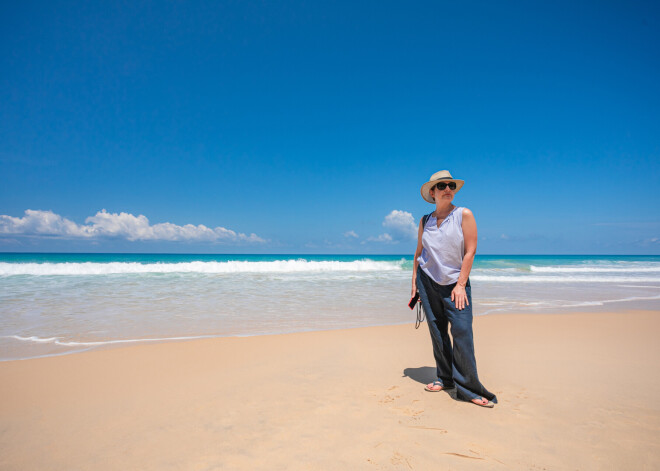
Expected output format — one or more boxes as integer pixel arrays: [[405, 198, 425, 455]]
[[1, 253, 659, 360]]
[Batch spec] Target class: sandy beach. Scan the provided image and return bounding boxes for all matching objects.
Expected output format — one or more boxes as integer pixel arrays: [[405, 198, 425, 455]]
[[1, 310, 659, 470]]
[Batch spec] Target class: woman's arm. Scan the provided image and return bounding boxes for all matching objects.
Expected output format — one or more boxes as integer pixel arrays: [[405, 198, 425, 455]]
[[411, 217, 425, 297], [452, 208, 478, 310]]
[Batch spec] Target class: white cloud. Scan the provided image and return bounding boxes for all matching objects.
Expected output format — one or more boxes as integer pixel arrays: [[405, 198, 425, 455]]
[[343, 230, 359, 238], [0, 209, 266, 244], [365, 233, 394, 244], [365, 210, 417, 244], [383, 210, 417, 240], [0, 209, 92, 238]]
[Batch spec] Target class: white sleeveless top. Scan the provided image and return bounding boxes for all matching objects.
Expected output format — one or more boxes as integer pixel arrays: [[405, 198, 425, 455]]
[[417, 207, 465, 285]]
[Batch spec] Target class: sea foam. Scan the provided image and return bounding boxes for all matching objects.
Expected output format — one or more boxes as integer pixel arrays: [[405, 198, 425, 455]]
[[5, 334, 221, 347], [530, 265, 660, 273], [0, 259, 405, 276], [471, 275, 660, 283]]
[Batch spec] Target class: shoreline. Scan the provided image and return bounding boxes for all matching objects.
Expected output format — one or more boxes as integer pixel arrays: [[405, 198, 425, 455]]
[[1, 309, 659, 470], [3, 254, 659, 364], [3, 305, 660, 362]]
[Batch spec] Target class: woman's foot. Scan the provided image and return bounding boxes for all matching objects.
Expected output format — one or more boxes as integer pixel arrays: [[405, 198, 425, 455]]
[[471, 397, 495, 408], [424, 381, 445, 392]]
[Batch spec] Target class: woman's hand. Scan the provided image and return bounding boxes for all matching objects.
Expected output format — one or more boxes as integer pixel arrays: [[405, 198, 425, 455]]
[[451, 284, 469, 310], [411, 281, 417, 299]]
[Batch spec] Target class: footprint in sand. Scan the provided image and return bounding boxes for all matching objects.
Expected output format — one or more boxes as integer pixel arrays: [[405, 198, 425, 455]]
[[379, 394, 400, 404], [399, 407, 424, 418], [516, 388, 529, 399], [507, 387, 528, 412], [390, 451, 413, 469]]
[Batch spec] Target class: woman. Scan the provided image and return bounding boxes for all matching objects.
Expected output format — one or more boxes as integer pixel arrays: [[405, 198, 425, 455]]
[[412, 170, 497, 408]]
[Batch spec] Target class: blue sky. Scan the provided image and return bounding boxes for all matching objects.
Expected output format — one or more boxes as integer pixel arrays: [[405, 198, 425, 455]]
[[1, 0, 659, 254]]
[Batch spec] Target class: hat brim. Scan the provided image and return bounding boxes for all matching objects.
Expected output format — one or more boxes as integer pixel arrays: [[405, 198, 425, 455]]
[[420, 179, 464, 203]]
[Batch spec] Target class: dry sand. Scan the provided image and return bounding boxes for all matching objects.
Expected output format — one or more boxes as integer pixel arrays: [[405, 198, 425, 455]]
[[1, 310, 659, 470]]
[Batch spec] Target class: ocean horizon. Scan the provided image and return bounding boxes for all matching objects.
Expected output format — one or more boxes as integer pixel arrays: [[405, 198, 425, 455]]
[[2, 252, 659, 361]]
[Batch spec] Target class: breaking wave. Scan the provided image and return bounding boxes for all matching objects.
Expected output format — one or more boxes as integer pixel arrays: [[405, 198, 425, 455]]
[[0, 259, 406, 276], [530, 265, 660, 273]]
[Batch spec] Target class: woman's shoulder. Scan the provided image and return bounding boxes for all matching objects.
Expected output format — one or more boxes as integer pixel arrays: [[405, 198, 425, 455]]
[[459, 207, 476, 224], [461, 208, 476, 225]]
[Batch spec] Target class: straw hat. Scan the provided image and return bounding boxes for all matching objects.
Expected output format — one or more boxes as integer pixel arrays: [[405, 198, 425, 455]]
[[420, 170, 464, 203]]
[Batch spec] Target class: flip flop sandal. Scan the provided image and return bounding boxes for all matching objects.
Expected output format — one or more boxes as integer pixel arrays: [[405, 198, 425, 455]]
[[424, 381, 445, 392], [471, 398, 495, 408]]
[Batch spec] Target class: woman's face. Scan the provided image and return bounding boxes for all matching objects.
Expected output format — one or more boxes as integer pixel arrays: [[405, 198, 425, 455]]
[[430, 182, 455, 203]]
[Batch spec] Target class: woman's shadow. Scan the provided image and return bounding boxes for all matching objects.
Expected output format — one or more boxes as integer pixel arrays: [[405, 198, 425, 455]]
[[402, 366, 457, 399]]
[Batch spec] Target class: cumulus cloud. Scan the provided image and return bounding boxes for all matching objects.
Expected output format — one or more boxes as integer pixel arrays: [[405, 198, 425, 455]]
[[343, 230, 359, 239], [382, 210, 417, 240], [0, 209, 266, 244], [0, 209, 93, 238], [366, 210, 417, 244]]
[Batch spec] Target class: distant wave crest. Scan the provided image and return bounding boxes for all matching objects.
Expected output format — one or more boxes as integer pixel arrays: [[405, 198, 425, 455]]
[[0, 259, 406, 276], [472, 275, 660, 283], [530, 265, 660, 273]]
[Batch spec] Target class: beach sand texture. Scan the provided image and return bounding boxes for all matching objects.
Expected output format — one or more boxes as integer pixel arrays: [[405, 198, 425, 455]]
[[1, 310, 659, 470]]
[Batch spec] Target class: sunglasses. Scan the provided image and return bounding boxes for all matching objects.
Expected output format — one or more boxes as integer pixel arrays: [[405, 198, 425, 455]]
[[434, 181, 457, 191]]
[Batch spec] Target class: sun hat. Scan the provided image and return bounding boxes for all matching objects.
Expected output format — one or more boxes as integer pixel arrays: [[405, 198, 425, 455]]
[[420, 170, 465, 203]]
